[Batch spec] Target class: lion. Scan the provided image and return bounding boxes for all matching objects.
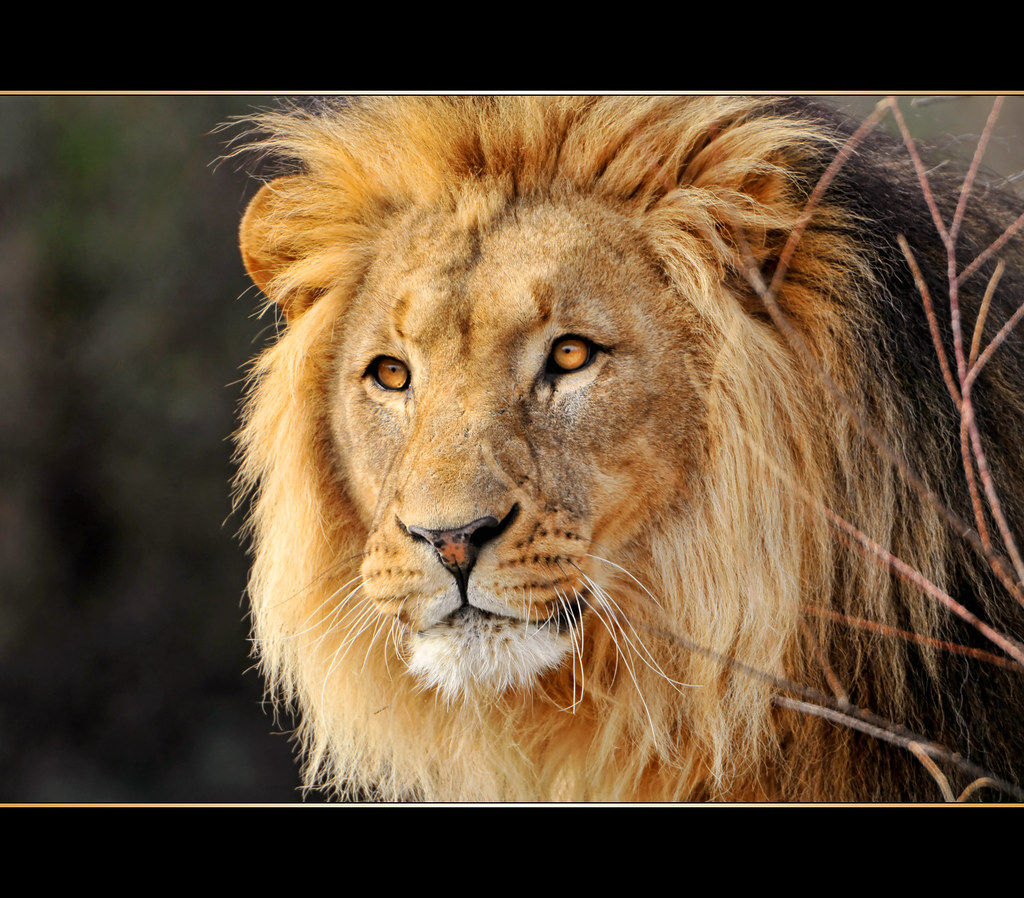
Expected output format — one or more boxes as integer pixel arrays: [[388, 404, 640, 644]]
[[234, 96, 1024, 801]]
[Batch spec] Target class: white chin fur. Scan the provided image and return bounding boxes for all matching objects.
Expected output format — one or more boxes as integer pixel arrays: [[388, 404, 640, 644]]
[[407, 610, 568, 701]]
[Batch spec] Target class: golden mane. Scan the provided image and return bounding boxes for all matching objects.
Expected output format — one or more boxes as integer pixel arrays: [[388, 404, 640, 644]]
[[234, 97, 1024, 801]]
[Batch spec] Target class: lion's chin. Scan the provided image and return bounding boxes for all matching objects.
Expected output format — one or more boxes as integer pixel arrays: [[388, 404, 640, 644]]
[[406, 606, 569, 701]]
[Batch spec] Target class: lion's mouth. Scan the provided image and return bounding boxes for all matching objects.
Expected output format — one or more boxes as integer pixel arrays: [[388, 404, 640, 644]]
[[440, 593, 586, 634], [408, 598, 582, 699]]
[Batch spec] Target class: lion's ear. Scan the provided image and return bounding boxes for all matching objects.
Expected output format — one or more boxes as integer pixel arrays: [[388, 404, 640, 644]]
[[240, 176, 318, 321]]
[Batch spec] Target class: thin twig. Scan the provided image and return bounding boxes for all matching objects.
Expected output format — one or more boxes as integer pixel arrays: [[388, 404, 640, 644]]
[[963, 397, 1024, 583], [768, 100, 891, 299], [724, 378, 1024, 666], [890, 97, 1024, 594], [799, 619, 849, 703], [951, 96, 1004, 244], [967, 291, 1024, 388], [782, 450, 1024, 666], [968, 259, 1003, 369], [897, 235, 961, 409], [802, 606, 1024, 672], [957, 778, 1000, 802], [907, 741, 956, 802], [820, 485, 1024, 666], [887, 97, 950, 244], [959, 262, 1007, 552], [770, 696, 1022, 801], [959, 211, 1024, 285], [960, 413, 992, 552]]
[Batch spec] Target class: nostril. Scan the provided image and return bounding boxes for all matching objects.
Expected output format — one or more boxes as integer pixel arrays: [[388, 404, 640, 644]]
[[470, 503, 519, 547]]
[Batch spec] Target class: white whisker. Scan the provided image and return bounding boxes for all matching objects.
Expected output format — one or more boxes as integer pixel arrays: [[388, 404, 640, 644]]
[[585, 554, 664, 609], [360, 609, 392, 674], [575, 561, 697, 692], [553, 560, 587, 712], [583, 589, 657, 734], [553, 584, 583, 713], [292, 577, 366, 647]]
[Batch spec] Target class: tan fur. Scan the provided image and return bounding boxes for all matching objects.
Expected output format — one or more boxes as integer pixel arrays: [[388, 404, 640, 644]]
[[234, 97, 1024, 801]]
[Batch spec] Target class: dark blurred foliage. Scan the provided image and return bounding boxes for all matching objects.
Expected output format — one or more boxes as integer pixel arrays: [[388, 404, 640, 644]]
[[0, 95, 309, 802], [0, 95, 1020, 803]]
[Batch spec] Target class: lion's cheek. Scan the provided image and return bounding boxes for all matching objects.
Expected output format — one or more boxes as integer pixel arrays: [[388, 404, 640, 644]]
[[330, 400, 407, 528], [568, 405, 696, 549]]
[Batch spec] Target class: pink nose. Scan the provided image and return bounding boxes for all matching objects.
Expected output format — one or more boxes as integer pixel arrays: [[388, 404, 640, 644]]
[[433, 537, 471, 568]]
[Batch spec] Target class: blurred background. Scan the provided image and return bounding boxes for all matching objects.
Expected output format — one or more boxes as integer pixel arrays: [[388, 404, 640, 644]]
[[1, 94, 1021, 803]]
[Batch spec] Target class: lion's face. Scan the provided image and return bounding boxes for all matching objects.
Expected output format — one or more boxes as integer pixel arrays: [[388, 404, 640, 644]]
[[328, 195, 704, 698]]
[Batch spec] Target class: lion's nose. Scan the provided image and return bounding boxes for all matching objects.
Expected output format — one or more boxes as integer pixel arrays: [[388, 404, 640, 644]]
[[404, 505, 518, 599]]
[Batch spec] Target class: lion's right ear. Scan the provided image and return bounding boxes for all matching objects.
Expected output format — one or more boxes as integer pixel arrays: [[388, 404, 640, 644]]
[[240, 176, 319, 321]]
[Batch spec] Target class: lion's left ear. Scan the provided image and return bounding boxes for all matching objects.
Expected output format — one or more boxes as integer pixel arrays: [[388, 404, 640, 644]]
[[240, 176, 318, 320]]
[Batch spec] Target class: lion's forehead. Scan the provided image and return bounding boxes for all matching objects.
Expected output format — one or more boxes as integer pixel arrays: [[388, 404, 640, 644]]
[[357, 196, 656, 362]]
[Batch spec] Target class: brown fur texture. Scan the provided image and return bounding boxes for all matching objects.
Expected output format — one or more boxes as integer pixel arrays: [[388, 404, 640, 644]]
[[234, 97, 1024, 801]]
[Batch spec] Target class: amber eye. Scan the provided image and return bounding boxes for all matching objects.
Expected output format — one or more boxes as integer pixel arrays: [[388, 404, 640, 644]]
[[369, 356, 410, 391], [548, 336, 594, 373]]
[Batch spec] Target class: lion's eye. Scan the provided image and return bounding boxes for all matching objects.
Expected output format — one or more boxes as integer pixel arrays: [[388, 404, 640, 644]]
[[368, 356, 410, 391], [548, 336, 594, 374]]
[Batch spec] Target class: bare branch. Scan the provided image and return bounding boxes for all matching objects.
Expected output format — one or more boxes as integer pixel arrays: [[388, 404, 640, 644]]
[[891, 98, 1024, 596], [887, 98, 950, 245], [960, 414, 992, 553], [968, 288, 1024, 387], [968, 259, 1003, 370], [806, 464, 1024, 666], [957, 778, 1000, 802], [898, 235, 962, 409], [951, 97, 1004, 244], [802, 606, 1024, 672], [768, 100, 891, 299], [772, 696, 1024, 801], [907, 741, 956, 802], [800, 619, 849, 704], [742, 253, 1024, 609], [639, 618, 1024, 801], [959, 210, 1024, 285], [963, 398, 1024, 583]]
